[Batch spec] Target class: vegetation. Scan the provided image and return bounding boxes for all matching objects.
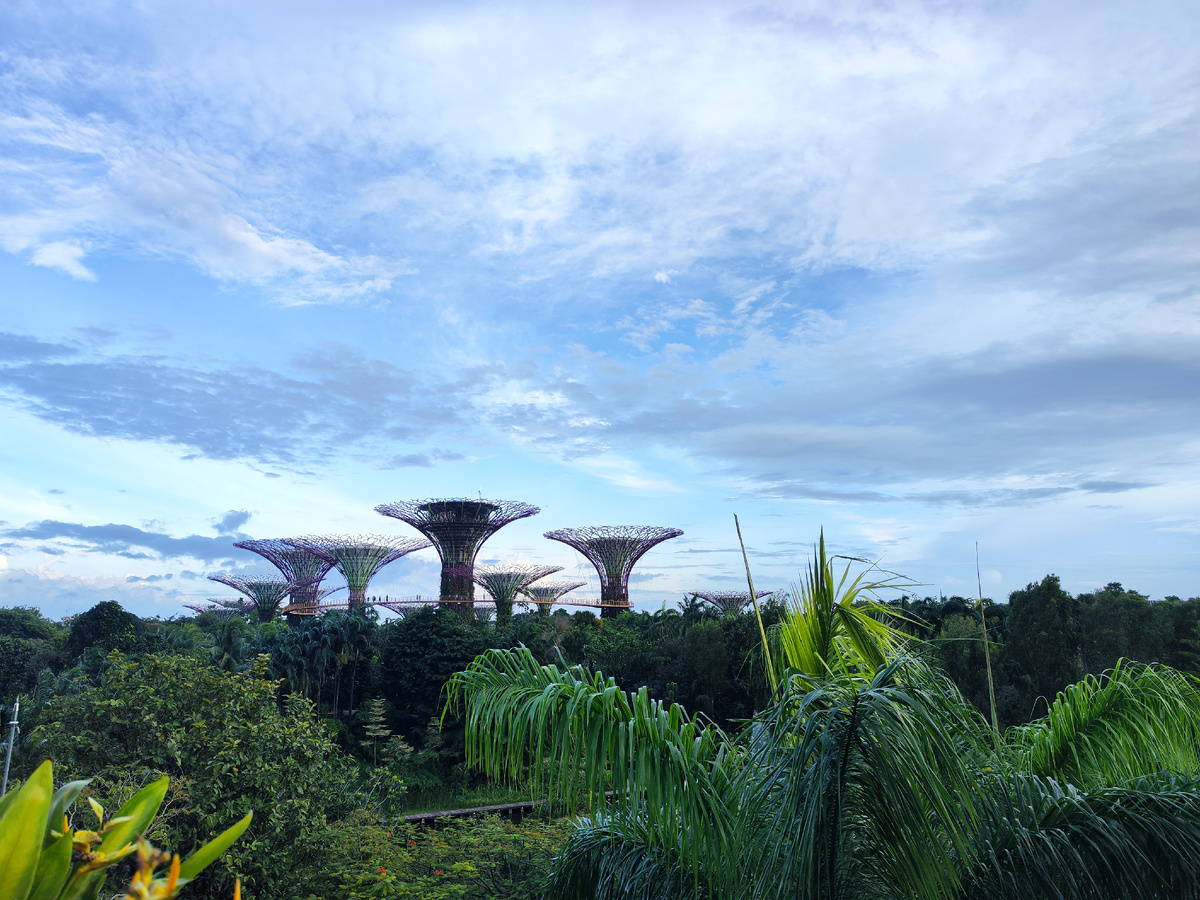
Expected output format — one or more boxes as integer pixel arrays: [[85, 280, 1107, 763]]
[[0, 759, 249, 900], [448, 539, 1200, 899], [3, 543, 1200, 899]]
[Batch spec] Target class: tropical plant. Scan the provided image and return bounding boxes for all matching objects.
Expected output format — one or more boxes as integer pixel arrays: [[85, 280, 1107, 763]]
[[25, 652, 340, 898], [0, 759, 250, 900], [774, 530, 914, 680], [447, 534, 1200, 900]]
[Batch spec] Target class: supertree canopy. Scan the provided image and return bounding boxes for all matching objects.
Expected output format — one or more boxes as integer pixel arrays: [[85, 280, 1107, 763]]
[[544, 525, 683, 618], [692, 589, 774, 615], [207, 575, 292, 623], [286, 534, 431, 608], [521, 580, 586, 616], [233, 538, 336, 614], [374, 499, 540, 608], [469, 563, 562, 627]]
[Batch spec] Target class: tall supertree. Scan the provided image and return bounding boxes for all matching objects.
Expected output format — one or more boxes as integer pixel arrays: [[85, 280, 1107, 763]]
[[544, 525, 683, 618], [286, 535, 431, 608], [207, 575, 292, 623], [233, 538, 336, 615], [692, 589, 774, 615], [469, 563, 562, 627], [374, 499, 540, 610], [521, 580, 586, 616]]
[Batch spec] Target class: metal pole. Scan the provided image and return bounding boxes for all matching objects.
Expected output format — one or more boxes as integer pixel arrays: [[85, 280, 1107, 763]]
[[2, 698, 19, 797]]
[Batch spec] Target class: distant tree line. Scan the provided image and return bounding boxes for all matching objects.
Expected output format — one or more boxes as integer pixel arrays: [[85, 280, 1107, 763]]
[[891, 577, 1200, 726]]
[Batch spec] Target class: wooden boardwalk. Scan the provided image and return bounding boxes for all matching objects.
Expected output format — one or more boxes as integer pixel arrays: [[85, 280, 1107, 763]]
[[400, 798, 545, 825]]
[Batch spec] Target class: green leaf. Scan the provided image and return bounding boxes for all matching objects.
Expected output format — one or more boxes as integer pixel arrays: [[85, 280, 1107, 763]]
[[178, 811, 253, 882], [96, 776, 167, 856], [28, 830, 72, 900], [44, 780, 90, 848], [0, 759, 54, 900], [0, 787, 17, 821], [58, 873, 104, 900]]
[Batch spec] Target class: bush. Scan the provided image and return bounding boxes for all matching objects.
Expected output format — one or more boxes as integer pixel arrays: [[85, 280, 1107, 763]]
[[28, 652, 343, 899], [380, 608, 487, 743], [301, 810, 572, 899], [65, 601, 152, 658]]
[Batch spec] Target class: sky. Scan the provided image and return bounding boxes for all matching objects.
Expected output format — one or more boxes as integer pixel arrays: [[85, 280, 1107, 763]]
[[1, 0, 1198, 619]]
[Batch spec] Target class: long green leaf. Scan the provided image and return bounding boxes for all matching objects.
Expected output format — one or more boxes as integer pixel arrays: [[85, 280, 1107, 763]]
[[96, 776, 167, 856], [28, 830, 72, 900], [0, 759, 54, 900], [1010, 660, 1200, 786], [44, 780, 89, 848], [178, 811, 253, 882], [447, 647, 737, 896]]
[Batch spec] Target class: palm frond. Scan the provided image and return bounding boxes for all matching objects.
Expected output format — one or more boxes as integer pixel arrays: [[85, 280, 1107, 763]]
[[961, 773, 1200, 900], [775, 530, 915, 681], [1009, 660, 1200, 786], [445, 646, 736, 893], [548, 812, 695, 900], [739, 657, 990, 900]]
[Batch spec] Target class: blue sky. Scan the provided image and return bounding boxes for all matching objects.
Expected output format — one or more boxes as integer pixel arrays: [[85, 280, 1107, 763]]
[[2, 0, 1199, 618]]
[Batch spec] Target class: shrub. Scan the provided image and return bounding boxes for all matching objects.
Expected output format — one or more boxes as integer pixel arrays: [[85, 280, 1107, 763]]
[[0, 759, 250, 900], [301, 810, 572, 899], [29, 652, 342, 899]]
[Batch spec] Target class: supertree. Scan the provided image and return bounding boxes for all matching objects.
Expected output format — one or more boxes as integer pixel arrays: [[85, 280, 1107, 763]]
[[521, 580, 586, 616], [374, 499, 540, 610], [286, 535, 431, 608], [206, 575, 292, 623], [233, 538, 336, 616], [468, 563, 562, 627], [692, 589, 774, 615], [543, 526, 683, 618]]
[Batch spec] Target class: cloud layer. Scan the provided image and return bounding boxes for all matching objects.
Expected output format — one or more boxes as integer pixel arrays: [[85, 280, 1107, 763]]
[[1, 0, 1198, 607]]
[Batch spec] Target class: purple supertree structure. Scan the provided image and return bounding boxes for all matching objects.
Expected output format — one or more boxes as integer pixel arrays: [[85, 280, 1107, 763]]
[[374, 499, 540, 611], [286, 535, 431, 608], [468, 563, 562, 627], [207, 575, 292, 623], [521, 580, 586, 616], [692, 589, 774, 615], [544, 526, 683, 618], [233, 538, 336, 616]]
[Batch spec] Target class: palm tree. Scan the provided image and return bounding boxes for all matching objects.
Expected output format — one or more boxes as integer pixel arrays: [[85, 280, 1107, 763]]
[[447, 535, 1200, 900]]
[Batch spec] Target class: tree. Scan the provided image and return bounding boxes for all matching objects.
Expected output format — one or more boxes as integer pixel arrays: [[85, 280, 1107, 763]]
[[1004, 575, 1081, 714], [65, 600, 149, 658], [447, 537, 1200, 900], [379, 606, 486, 743], [360, 698, 392, 765], [28, 652, 342, 899]]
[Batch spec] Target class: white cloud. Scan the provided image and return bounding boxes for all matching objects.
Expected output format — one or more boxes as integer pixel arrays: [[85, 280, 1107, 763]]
[[30, 240, 95, 280]]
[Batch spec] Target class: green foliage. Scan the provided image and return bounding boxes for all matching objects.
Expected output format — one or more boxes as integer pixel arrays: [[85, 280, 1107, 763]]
[[65, 602, 150, 658], [0, 607, 65, 643], [27, 652, 339, 899], [453, 644, 1200, 900], [1004, 575, 1083, 710], [0, 759, 250, 900], [775, 531, 913, 680], [380, 608, 486, 742], [361, 699, 392, 765], [301, 810, 572, 900], [0, 609, 68, 709]]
